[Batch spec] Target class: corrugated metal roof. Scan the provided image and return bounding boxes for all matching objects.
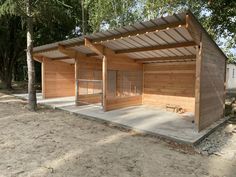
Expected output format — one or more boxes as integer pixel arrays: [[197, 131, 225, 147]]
[[33, 11, 199, 63]]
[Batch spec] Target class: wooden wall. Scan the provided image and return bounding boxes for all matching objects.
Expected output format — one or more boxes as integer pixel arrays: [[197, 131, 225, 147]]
[[197, 32, 226, 130], [143, 62, 196, 112], [106, 96, 142, 111], [105, 56, 143, 110], [187, 11, 227, 131], [42, 58, 75, 98], [74, 55, 143, 109], [76, 57, 102, 104]]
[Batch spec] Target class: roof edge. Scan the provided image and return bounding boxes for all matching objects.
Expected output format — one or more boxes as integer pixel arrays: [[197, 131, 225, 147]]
[[186, 10, 228, 60]]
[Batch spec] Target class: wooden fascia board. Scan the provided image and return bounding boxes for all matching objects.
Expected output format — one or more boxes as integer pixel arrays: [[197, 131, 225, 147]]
[[115, 41, 196, 54], [135, 55, 196, 63], [33, 46, 58, 54]]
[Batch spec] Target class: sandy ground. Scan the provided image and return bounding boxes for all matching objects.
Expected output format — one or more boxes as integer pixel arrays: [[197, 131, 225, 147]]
[[0, 92, 236, 177]]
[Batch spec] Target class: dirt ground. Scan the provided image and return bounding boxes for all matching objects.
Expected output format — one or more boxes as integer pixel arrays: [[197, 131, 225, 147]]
[[0, 92, 236, 177]]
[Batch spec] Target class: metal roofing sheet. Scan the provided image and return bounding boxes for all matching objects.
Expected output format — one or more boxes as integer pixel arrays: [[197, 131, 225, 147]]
[[33, 11, 199, 61]]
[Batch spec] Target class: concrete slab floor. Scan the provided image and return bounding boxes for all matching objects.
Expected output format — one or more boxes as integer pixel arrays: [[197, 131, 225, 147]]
[[14, 93, 229, 145]]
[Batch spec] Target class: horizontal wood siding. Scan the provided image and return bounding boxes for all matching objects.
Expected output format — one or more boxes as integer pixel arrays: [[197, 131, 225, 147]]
[[105, 56, 143, 110], [143, 62, 196, 112], [198, 33, 226, 130], [78, 94, 101, 104], [106, 96, 142, 111], [76, 57, 102, 104], [43, 59, 75, 98]]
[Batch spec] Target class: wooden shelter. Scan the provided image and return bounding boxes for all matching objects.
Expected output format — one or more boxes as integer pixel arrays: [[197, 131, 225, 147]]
[[33, 11, 227, 132]]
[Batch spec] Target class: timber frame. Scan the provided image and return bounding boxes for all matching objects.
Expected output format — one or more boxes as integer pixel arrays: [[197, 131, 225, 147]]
[[33, 10, 227, 132]]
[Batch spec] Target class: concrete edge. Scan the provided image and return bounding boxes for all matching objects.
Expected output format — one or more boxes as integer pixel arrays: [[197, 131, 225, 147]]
[[192, 116, 230, 146]]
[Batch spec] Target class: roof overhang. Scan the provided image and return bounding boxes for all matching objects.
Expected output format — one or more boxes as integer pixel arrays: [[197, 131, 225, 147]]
[[33, 11, 225, 64]]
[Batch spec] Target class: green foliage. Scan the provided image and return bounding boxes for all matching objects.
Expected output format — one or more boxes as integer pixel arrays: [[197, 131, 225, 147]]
[[83, 0, 141, 32], [0, 0, 81, 87], [139, 0, 236, 61]]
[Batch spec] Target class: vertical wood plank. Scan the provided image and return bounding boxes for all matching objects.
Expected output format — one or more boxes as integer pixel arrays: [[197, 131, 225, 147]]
[[102, 55, 107, 111], [142, 63, 144, 104], [75, 58, 79, 105], [195, 42, 202, 132], [223, 59, 227, 116], [41, 58, 45, 99]]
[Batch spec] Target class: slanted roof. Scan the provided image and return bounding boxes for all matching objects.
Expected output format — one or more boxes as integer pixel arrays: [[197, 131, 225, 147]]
[[33, 10, 227, 64]]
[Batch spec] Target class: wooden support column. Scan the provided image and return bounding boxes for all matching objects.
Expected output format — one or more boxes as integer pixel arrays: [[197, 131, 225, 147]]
[[223, 59, 227, 116], [41, 57, 45, 99], [75, 58, 79, 105], [102, 55, 107, 111], [195, 40, 202, 132]]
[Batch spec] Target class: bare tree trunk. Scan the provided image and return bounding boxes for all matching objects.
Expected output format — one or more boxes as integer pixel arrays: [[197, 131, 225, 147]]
[[26, 0, 37, 111]]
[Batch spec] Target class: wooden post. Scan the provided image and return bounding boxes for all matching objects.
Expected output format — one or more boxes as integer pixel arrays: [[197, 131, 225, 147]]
[[142, 63, 144, 104], [195, 40, 202, 132], [41, 58, 45, 99], [75, 58, 79, 105], [223, 59, 227, 117], [102, 55, 107, 111]]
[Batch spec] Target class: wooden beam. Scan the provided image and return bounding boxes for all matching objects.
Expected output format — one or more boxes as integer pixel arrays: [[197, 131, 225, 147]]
[[195, 42, 202, 132], [41, 57, 45, 99], [85, 38, 104, 56], [75, 58, 79, 105], [143, 61, 196, 66], [115, 41, 196, 54], [102, 55, 107, 111], [135, 55, 196, 63], [33, 55, 43, 63]]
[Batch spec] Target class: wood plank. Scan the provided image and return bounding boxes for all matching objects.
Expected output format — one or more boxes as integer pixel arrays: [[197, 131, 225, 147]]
[[135, 55, 196, 63], [143, 62, 196, 112], [197, 32, 226, 131], [115, 41, 196, 54], [102, 55, 108, 111], [106, 96, 142, 111], [43, 58, 75, 98]]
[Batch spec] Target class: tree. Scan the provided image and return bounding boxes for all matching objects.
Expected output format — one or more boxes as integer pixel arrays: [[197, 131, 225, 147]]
[[0, 15, 25, 89], [0, 0, 80, 110], [82, 0, 140, 32], [26, 0, 36, 110]]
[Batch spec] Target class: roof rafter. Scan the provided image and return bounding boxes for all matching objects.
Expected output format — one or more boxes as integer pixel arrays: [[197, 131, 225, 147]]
[[115, 41, 196, 54], [84, 38, 104, 56]]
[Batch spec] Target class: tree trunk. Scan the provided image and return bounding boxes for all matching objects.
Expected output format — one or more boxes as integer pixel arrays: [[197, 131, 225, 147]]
[[26, 0, 37, 111]]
